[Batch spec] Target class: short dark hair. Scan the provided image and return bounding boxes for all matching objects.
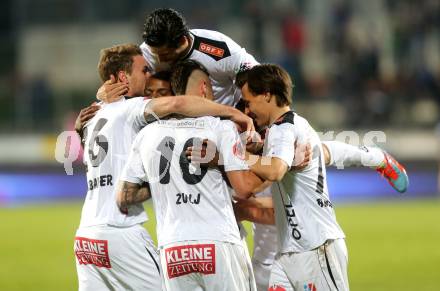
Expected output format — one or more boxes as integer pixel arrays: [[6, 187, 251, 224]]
[[235, 69, 249, 89], [170, 60, 209, 95], [246, 64, 293, 106], [151, 70, 172, 83], [143, 8, 189, 48], [98, 44, 142, 82]]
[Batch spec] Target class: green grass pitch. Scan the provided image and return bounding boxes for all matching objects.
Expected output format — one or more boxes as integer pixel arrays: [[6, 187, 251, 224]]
[[1, 199, 439, 291]]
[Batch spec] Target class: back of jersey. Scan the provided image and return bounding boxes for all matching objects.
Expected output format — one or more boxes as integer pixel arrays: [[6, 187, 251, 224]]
[[135, 116, 247, 247], [264, 112, 345, 253], [80, 97, 149, 228]]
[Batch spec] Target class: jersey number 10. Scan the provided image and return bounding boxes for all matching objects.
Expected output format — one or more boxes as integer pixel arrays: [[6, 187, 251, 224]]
[[157, 136, 208, 185]]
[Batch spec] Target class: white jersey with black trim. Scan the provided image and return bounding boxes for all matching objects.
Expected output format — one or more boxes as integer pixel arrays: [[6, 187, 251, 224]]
[[140, 29, 259, 107], [79, 97, 150, 228], [120, 116, 248, 247], [264, 111, 345, 254]]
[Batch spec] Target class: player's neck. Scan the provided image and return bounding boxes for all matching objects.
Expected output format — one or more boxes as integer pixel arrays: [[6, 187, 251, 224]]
[[269, 106, 291, 126]]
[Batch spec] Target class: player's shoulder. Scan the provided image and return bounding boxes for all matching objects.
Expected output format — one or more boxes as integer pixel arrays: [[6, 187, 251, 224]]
[[107, 96, 147, 111], [217, 119, 239, 134], [123, 96, 148, 104], [134, 120, 152, 141], [194, 115, 222, 128], [273, 111, 296, 127], [273, 111, 312, 131], [191, 29, 241, 61], [192, 116, 235, 131], [267, 111, 298, 139]]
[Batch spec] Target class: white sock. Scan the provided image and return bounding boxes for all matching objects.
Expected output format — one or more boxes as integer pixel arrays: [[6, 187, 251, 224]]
[[323, 141, 385, 169]]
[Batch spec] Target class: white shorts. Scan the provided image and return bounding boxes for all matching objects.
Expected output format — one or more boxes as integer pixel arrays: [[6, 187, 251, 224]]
[[74, 224, 161, 291], [268, 239, 349, 291], [160, 240, 253, 291], [242, 236, 258, 291], [252, 258, 272, 291]]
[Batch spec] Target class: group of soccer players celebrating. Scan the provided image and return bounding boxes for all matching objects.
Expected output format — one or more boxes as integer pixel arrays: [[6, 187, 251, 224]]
[[73, 8, 409, 291]]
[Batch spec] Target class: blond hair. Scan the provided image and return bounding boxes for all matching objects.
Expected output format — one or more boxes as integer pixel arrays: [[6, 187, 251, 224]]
[[97, 44, 142, 82]]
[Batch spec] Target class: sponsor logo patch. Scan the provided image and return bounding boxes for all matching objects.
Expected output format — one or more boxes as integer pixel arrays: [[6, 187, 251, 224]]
[[165, 244, 215, 278], [269, 285, 286, 291], [303, 283, 317, 291], [199, 43, 224, 58], [74, 237, 111, 268]]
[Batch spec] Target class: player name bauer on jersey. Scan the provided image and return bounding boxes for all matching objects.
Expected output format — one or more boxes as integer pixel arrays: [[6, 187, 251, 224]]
[[264, 111, 345, 253], [121, 116, 249, 247], [141, 29, 258, 107], [80, 97, 150, 228]]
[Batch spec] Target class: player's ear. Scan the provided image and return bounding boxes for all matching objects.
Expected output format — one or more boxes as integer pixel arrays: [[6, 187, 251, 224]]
[[117, 71, 127, 83], [264, 92, 271, 103], [176, 36, 189, 54], [200, 80, 208, 98]]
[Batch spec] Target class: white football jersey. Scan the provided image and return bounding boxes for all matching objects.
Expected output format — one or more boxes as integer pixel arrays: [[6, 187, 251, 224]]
[[79, 97, 150, 228], [140, 29, 258, 107], [264, 111, 345, 253], [120, 116, 249, 247]]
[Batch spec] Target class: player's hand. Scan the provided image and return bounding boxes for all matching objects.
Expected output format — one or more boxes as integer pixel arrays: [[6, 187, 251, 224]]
[[246, 131, 263, 154], [230, 110, 255, 133], [97, 74, 128, 103], [75, 102, 100, 138], [291, 141, 312, 171], [186, 139, 219, 168]]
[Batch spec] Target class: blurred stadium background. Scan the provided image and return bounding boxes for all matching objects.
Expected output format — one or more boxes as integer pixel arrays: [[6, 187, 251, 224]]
[[0, 0, 439, 290]]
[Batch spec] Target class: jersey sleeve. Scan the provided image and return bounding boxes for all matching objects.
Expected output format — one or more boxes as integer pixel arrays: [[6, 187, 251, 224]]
[[216, 120, 249, 172], [120, 133, 148, 184], [216, 33, 259, 78], [265, 123, 296, 167], [223, 46, 259, 79], [125, 97, 151, 131]]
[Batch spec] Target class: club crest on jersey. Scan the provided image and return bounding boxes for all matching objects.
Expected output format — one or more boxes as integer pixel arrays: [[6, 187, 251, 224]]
[[74, 237, 111, 268], [165, 244, 215, 278], [232, 139, 245, 160], [199, 43, 224, 58]]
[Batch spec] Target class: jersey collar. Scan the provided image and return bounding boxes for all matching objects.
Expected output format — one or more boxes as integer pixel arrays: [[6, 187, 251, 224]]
[[181, 32, 196, 60]]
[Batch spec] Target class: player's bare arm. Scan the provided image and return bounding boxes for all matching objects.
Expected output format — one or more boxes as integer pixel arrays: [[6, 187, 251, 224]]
[[246, 153, 289, 182], [116, 181, 151, 212], [252, 180, 272, 194], [145, 95, 255, 132], [234, 196, 274, 208], [233, 202, 275, 225], [226, 170, 264, 201]]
